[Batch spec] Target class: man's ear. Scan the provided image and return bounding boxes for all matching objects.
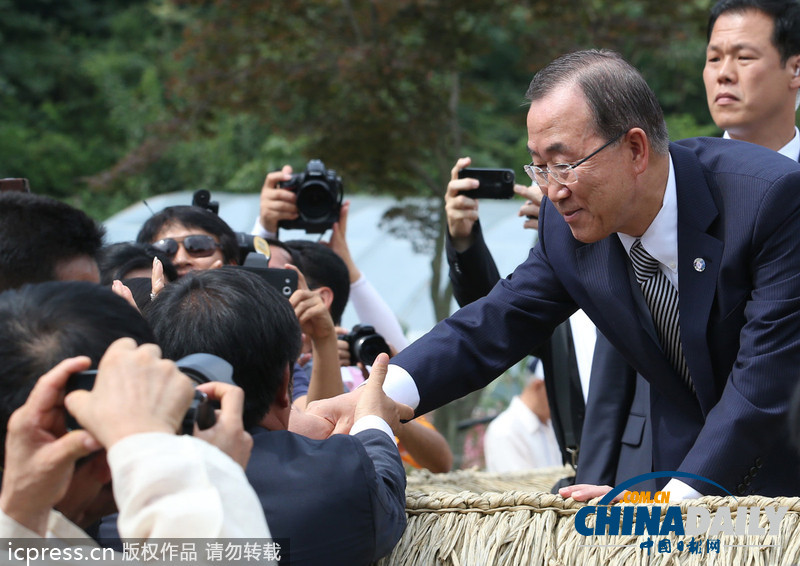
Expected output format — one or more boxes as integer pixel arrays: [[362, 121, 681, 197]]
[[275, 365, 291, 409], [788, 55, 800, 88], [626, 128, 650, 177], [315, 286, 335, 310]]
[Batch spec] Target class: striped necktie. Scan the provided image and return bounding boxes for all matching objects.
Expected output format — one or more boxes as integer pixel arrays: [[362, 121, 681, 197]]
[[629, 239, 694, 392]]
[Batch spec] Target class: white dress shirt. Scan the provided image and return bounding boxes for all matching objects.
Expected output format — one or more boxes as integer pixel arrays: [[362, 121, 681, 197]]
[[484, 396, 563, 472]]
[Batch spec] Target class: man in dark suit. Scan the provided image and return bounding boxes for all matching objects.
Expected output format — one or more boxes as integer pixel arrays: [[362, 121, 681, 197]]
[[375, 49, 800, 499], [570, 0, 800, 498], [445, 159, 651, 491], [145, 268, 410, 566]]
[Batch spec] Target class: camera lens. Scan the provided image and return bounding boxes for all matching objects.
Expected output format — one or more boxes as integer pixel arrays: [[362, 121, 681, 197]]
[[296, 181, 337, 222], [503, 171, 513, 183], [353, 335, 391, 367]]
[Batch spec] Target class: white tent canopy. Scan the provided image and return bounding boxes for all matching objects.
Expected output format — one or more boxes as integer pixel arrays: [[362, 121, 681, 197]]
[[102, 192, 537, 340]]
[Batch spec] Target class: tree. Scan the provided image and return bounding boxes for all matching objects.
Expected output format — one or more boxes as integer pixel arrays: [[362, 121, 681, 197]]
[[0, 0, 180, 216]]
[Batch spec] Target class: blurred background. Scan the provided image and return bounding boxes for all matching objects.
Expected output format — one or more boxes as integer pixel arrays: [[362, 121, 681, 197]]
[[0, 0, 721, 468]]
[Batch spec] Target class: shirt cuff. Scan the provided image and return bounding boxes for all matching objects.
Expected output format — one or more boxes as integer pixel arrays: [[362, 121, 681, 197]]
[[663, 478, 703, 501], [384, 364, 420, 409], [251, 218, 276, 239], [350, 414, 395, 442]]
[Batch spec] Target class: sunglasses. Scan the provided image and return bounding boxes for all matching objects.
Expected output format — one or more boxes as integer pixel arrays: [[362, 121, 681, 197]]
[[150, 235, 221, 258]]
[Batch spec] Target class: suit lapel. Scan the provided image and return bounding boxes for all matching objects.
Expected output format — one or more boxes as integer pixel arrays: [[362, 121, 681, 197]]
[[671, 144, 723, 415]]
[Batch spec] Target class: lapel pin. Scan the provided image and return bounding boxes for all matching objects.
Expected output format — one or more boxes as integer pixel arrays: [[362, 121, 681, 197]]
[[693, 258, 706, 272]]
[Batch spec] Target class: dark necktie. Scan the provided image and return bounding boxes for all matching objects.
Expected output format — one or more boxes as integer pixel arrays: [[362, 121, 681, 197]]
[[629, 239, 694, 392]]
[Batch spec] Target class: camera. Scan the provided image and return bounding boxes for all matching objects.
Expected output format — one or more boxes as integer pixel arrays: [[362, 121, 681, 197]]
[[339, 324, 391, 367], [279, 159, 343, 233], [191, 189, 219, 215], [65, 353, 235, 436]]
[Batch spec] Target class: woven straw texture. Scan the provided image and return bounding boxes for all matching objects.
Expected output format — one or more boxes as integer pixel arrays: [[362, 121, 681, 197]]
[[376, 467, 800, 566]]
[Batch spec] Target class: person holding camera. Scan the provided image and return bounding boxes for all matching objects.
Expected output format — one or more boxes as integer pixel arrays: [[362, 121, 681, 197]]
[[139, 267, 411, 565], [254, 167, 410, 352], [0, 281, 270, 545]]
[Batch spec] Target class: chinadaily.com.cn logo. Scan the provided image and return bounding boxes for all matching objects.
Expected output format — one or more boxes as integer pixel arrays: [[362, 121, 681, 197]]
[[573, 472, 789, 558]]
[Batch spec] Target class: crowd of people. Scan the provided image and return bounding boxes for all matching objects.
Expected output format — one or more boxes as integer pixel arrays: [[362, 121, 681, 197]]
[[4, 0, 800, 563]]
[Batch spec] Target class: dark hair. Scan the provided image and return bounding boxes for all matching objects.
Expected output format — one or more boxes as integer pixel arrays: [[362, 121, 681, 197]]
[[709, 0, 800, 64], [97, 242, 178, 286], [283, 240, 350, 325], [525, 49, 669, 155], [121, 277, 157, 312], [135, 205, 239, 265], [0, 192, 105, 291], [145, 267, 302, 428], [0, 281, 154, 461]]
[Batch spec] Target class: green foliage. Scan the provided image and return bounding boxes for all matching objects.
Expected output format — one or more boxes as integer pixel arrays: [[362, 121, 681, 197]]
[[1, 0, 719, 223], [667, 113, 722, 141]]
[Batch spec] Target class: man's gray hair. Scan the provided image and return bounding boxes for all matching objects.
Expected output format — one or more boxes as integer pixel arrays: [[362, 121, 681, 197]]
[[525, 49, 670, 155]]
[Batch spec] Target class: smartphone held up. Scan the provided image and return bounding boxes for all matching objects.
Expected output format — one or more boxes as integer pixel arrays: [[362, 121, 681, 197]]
[[457, 168, 515, 199]]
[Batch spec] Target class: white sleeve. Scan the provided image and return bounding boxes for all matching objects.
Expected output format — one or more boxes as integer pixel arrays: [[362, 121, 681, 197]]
[[384, 364, 420, 409], [663, 478, 703, 501], [349, 275, 409, 351], [350, 414, 396, 442], [108, 433, 270, 539], [0, 508, 45, 538], [251, 218, 277, 239]]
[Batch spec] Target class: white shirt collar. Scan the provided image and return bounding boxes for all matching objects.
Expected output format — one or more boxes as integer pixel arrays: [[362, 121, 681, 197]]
[[723, 126, 800, 162], [616, 154, 678, 275]]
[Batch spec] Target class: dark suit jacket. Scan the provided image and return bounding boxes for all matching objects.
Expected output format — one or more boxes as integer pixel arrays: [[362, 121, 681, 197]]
[[95, 427, 407, 566], [447, 225, 583, 466], [246, 427, 407, 566], [577, 333, 653, 490], [398, 137, 800, 496], [446, 221, 652, 488]]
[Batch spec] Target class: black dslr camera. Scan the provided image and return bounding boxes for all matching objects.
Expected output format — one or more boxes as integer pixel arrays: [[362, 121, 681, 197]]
[[65, 353, 235, 436], [340, 324, 391, 368], [279, 159, 343, 233]]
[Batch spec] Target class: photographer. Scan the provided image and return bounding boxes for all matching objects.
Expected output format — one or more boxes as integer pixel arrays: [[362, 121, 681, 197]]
[[254, 166, 409, 352], [136, 205, 239, 278], [0, 281, 269, 543]]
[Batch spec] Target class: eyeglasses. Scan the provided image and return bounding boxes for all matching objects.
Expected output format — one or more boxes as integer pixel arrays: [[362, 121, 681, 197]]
[[150, 235, 221, 258], [523, 132, 625, 188]]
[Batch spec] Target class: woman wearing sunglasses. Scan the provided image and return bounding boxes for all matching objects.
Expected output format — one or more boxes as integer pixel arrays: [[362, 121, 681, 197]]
[[136, 206, 240, 278]]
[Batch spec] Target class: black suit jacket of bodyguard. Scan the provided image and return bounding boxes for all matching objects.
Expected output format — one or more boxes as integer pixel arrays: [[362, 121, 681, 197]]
[[393, 137, 800, 496], [245, 427, 407, 566]]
